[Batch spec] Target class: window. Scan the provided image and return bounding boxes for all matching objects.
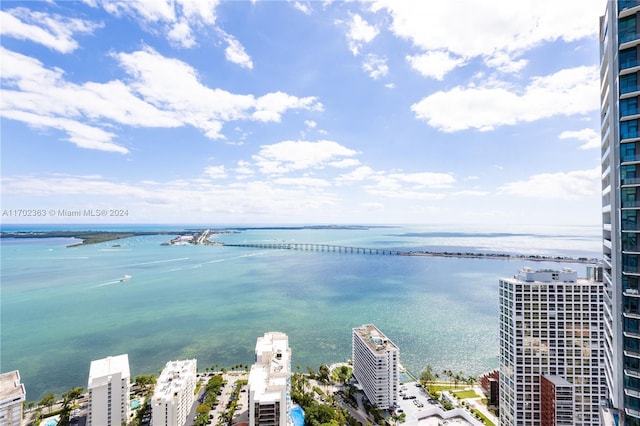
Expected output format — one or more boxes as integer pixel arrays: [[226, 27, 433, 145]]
[[622, 72, 639, 94], [622, 97, 639, 117], [622, 120, 640, 139], [620, 14, 638, 44], [621, 47, 638, 70]]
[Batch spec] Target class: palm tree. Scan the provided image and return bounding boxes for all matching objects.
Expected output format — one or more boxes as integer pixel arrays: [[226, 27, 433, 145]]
[[39, 393, 56, 414]]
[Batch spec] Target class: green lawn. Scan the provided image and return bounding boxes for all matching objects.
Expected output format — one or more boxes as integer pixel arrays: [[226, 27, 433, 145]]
[[471, 408, 496, 426], [452, 389, 478, 399]]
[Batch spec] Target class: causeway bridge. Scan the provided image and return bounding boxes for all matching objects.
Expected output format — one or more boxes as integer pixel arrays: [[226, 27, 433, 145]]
[[221, 242, 600, 263], [222, 242, 399, 255]]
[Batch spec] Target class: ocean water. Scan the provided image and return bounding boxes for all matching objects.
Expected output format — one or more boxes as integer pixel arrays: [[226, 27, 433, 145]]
[[0, 224, 601, 401]]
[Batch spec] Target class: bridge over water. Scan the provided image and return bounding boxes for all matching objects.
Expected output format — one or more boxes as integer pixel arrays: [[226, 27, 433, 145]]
[[221, 242, 599, 263], [222, 242, 399, 255]]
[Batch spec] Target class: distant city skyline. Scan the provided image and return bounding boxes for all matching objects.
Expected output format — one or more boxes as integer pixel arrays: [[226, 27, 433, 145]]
[[1, 1, 605, 226]]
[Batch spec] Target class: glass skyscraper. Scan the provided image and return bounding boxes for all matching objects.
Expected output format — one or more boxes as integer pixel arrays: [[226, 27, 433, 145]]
[[600, 1, 640, 423]]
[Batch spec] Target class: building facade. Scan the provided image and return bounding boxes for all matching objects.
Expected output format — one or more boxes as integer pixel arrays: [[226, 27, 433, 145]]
[[352, 324, 399, 410], [87, 354, 131, 426], [601, 1, 640, 423], [248, 331, 292, 426], [498, 268, 606, 425], [0, 371, 26, 426], [151, 359, 197, 426]]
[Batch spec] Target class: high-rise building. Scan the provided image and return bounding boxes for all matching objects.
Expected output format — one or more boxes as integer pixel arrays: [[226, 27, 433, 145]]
[[87, 354, 131, 426], [151, 359, 197, 426], [351, 324, 399, 410], [248, 331, 292, 426], [498, 267, 606, 425], [600, 2, 640, 423], [0, 370, 26, 426]]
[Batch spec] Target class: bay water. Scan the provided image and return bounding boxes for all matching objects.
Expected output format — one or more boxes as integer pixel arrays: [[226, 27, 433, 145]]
[[0, 224, 601, 401]]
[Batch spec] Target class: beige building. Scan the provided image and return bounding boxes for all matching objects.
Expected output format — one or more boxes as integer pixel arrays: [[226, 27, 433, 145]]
[[151, 359, 197, 426], [87, 354, 131, 426], [0, 370, 26, 426], [352, 324, 399, 410], [248, 331, 292, 426]]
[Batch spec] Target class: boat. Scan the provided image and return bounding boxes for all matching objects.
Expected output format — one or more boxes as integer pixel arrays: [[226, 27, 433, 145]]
[[120, 275, 132, 282]]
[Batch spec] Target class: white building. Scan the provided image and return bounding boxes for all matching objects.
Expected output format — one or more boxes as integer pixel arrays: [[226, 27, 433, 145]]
[[352, 324, 399, 410], [87, 354, 131, 426], [0, 371, 26, 426], [151, 359, 197, 426], [600, 2, 640, 423], [498, 267, 606, 425], [248, 331, 292, 426]]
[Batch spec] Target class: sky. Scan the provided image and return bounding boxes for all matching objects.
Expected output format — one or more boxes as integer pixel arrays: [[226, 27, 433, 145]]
[[0, 0, 608, 226]]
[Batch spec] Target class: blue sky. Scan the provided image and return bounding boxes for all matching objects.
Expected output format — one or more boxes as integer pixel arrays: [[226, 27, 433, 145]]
[[1, 0, 606, 226]]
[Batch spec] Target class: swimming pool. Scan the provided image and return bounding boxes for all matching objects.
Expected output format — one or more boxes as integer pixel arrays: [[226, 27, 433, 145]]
[[131, 398, 141, 410], [290, 405, 304, 426], [43, 418, 58, 426]]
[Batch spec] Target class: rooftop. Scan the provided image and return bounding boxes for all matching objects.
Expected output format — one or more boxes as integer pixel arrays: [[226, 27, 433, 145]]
[[153, 359, 197, 402], [354, 324, 398, 354], [0, 370, 26, 403], [250, 332, 291, 403], [88, 354, 130, 387]]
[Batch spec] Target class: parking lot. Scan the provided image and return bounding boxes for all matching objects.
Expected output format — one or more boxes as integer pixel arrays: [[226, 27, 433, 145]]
[[395, 382, 440, 418]]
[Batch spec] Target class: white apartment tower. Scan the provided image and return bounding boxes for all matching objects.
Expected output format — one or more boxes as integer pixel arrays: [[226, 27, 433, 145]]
[[601, 1, 640, 423], [0, 371, 26, 426], [87, 354, 131, 426], [151, 359, 197, 426], [352, 324, 399, 410], [498, 267, 606, 425], [248, 331, 292, 426]]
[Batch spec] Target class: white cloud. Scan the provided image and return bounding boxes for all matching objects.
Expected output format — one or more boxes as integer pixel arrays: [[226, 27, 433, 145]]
[[204, 165, 228, 179], [346, 14, 379, 55], [1, 46, 322, 152], [305, 120, 317, 128], [102, 0, 176, 23], [100, 0, 220, 49], [292, 2, 312, 15], [411, 65, 598, 132], [387, 172, 454, 188], [168, 18, 196, 48], [252, 91, 322, 122], [498, 167, 600, 199], [0, 174, 340, 220], [337, 166, 376, 182], [559, 128, 600, 150], [329, 159, 361, 168], [406, 51, 466, 81], [223, 34, 254, 69], [384, 83, 395, 89], [273, 177, 331, 187], [0, 8, 103, 53], [253, 140, 358, 174], [372, 0, 601, 77], [362, 54, 388, 80], [116, 47, 321, 135]]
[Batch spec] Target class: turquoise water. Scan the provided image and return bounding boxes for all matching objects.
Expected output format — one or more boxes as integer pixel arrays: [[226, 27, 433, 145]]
[[290, 405, 304, 426], [0, 224, 600, 401], [131, 399, 141, 410]]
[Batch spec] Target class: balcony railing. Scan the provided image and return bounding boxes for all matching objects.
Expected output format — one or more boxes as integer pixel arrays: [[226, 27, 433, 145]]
[[620, 1, 640, 12], [622, 58, 640, 71], [622, 200, 640, 208], [623, 178, 640, 185], [621, 33, 640, 44], [622, 155, 640, 163]]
